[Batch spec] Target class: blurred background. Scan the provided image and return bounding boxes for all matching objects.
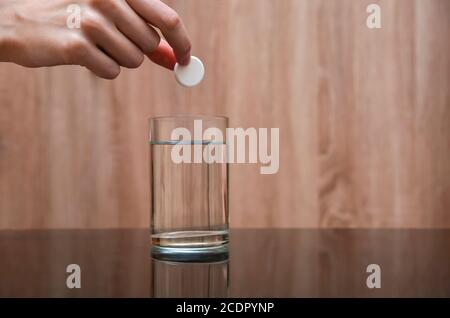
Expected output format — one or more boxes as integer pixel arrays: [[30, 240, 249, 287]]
[[0, 0, 449, 229]]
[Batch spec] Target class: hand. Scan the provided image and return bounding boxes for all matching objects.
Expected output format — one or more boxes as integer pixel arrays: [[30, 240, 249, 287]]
[[0, 0, 191, 79]]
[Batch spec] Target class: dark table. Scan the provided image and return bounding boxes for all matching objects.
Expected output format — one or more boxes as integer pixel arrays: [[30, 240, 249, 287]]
[[0, 229, 449, 297]]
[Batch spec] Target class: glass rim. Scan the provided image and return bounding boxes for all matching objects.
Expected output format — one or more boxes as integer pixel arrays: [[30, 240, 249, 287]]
[[149, 114, 228, 122], [151, 258, 229, 266]]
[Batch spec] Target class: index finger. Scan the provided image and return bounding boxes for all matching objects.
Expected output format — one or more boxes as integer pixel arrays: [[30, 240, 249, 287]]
[[126, 0, 191, 65]]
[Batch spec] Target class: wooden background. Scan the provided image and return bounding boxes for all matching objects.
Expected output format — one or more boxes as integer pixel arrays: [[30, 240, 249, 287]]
[[0, 0, 449, 229]]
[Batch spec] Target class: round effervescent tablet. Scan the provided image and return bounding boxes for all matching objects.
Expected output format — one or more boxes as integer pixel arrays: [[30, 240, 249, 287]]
[[174, 56, 205, 87]]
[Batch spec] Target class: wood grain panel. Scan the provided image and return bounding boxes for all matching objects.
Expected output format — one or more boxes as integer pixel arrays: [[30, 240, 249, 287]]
[[0, 0, 449, 229]]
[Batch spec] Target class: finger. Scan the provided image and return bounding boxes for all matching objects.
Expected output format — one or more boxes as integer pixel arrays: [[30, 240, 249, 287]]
[[84, 48, 121, 79], [126, 0, 191, 65], [82, 10, 144, 68], [108, 0, 161, 54], [68, 40, 121, 79], [147, 40, 176, 70]]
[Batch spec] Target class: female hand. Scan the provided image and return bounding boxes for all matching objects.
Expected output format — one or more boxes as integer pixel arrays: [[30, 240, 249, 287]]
[[0, 0, 191, 79]]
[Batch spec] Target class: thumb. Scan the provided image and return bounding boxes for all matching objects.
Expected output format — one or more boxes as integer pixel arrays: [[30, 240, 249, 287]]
[[147, 40, 177, 70]]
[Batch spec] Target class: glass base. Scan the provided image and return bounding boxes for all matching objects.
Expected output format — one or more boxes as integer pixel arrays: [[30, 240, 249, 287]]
[[151, 230, 228, 248], [151, 244, 229, 262]]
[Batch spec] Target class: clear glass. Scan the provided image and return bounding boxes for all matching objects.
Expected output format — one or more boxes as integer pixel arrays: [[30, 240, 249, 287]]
[[149, 115, 229, 261]]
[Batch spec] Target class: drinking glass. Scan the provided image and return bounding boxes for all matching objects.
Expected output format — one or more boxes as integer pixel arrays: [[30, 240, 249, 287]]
[[149, 115, 229, 261]]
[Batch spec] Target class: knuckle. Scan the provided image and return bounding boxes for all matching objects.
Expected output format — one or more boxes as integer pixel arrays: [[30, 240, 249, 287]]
[[88, 0, 122, 18], [162, 10, 181, 30], [88, 0, 116, 11], [63, 34, 90, 63], [81, 11, 103, 34]]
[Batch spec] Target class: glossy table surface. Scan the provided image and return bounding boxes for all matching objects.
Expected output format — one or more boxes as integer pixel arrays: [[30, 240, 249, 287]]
[[0, 229, 449, 297]]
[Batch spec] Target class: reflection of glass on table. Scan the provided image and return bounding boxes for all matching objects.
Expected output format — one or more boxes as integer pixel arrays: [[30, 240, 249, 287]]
[[151, 259, 229, 298]]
